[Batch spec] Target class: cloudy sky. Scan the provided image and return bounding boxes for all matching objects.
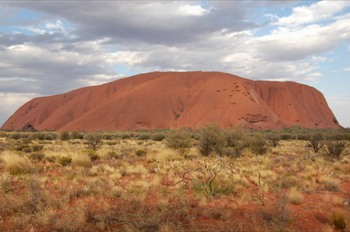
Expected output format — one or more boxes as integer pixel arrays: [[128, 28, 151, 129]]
[[0, 1, 349, 127]]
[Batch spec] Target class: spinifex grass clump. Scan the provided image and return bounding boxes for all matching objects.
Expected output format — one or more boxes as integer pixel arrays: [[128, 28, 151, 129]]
[[1, 151, 34, 175]]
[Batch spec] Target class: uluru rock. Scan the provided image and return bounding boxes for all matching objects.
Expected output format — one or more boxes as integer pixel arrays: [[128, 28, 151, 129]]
[[1, 71, 341, 131]]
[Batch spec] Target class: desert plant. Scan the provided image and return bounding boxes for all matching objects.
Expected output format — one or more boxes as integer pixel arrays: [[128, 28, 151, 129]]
[[199, 125, 226, 156], [151, 133, 166, 141], [265, 133, 281, 148], [330, 210, 348, 231], [224, 128, 248, 157], [29, 153, 45, 162], [72, 153, 92, 167], [135, 148, 147, 157], [1, 151, 34, 175], [165, 128, 192, 149], [71, 131, 84, 139], [286, 187, 303, 204], [86, 149, 99, 161], [307, 133, 324, 153], [32, 144, 44, 152], [16, 144, 32, 153], [249, 136, 268, 156], [84, 133, 103, 150], [59, 131, 70, 140], [324, 140, 348, 160], [58, 156, 72, 166]]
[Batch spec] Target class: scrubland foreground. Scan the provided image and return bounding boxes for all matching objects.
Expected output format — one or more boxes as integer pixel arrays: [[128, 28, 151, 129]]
[[0, 127, 349, 232]]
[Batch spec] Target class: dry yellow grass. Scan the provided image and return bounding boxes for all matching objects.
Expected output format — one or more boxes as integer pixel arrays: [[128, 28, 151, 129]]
[[0, 151, 34, 175], [287, 187, 304, 204], [71, 152, 92, 167]]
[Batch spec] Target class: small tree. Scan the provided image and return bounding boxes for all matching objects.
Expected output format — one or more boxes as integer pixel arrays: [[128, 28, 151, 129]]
[[199, 125, 226, 156], [265, 133, 281, 148], [84, 133, 103, 151]]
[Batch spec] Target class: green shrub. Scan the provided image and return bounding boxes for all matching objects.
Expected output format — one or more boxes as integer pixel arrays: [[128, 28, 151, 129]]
[[58, 156, 72, 166], [135, 149, 147, 157], [199, 125, 226, 156], [71, 131, 84, 139], [10, 133, 21, 140], [151, 133, 166, 141], [106, 151, 119, 159], [59, 131, 70, 141], [138, 133, 150, 140], [224, 128, 248, 157], [44, 133, 57, 140], [165, 128, 192, 149], [32, 144, 44, 152], [16, 144, 32, 153], [249, 136, 268, 156]]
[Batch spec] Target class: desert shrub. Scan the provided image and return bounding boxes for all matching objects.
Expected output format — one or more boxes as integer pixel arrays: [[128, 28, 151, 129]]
[[58, 156, 72, 166], [16, 144, 32, 153], [10, 133, 21, 140], [224, 128, 248, 157], [280, 134, 292, 140], [101, 133, 113, 140], [307, 133, 324, 153], [1, 151, 34, 175], [29, 153, 45, 162], [199, 125, 226, 156], [286, 187, 303, 204], [71, 131, 84, 139], [59, 131, 70, 140], [0, 142, 5, 152], [265, 133, 281, 148], [330, 211, 348, 231], [138, 133, 151, 140], [106, 151, 119, 159], [135, 148, 147, 157], [322, 177, 340, 191], [249, 135, 268, 156], [32, 144, 44, 152], [84, 133, 103, 150], [120, 133, 132, 139], [165, 128, 192, 149], [86, 149, 99, 161], [324, 140, 348, 161], [151, 133, 166, 141], [44, 132, 57, 140]]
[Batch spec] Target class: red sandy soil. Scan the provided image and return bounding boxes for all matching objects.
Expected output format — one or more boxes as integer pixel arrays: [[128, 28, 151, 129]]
[[1, 71, 340, 131]]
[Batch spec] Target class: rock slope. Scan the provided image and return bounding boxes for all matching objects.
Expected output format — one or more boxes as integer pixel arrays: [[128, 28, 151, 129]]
[[1, 71, 341, 131]]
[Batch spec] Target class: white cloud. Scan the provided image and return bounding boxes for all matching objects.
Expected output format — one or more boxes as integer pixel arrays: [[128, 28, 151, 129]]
[[344, 67, 350, 72], [178, 4, 209, 16], [277, 1, 350, 26]]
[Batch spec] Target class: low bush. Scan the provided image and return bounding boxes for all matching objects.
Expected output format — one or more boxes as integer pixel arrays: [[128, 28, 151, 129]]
[[199, 125, 226, 156], [151, 133, 166, 141], [135, 149, 147, 157], [224, 128, 248, 157], [249, 135, 268, 156], [72, 153, 92, 167], [86, 150, 99, 161], [59, 131, 70, 141], [58, 156, 72, 166], [265, 133, 281, 148], [165, 128, 192, 149], [32, 144, 44, 152]]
